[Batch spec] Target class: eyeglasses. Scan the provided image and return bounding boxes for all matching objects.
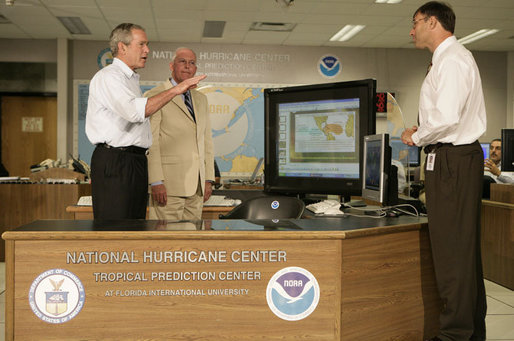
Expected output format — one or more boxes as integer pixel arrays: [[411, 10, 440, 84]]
[[412, 16, 428, 29], [176, 58, 196, 66]]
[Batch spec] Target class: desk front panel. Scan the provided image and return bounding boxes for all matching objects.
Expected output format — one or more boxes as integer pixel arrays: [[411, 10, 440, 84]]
[[11, 238, 341, 340], [0, 184, 91, 261]]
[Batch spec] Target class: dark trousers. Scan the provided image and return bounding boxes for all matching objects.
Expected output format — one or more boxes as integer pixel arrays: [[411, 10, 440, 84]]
[[90, 145, 148, 220], [424, 141, 487, 341]]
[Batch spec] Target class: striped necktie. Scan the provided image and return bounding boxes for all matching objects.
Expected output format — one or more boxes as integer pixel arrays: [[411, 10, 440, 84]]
[[183, 91, 196, 122]]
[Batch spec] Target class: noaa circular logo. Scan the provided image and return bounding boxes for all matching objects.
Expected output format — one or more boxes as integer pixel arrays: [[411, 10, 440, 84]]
[[266, 266, 320, 321], [318, 55, 341, 78], [271, 200, 280, 210], [28, 269, 85, 324], [97, 47, 113, 69]]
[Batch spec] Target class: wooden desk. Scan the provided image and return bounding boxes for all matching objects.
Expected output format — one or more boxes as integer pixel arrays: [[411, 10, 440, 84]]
[[3, 218, 441, 340], [0, 183, 91, 261], [481, 183, 514, 290], [66, 205, 233, 220]]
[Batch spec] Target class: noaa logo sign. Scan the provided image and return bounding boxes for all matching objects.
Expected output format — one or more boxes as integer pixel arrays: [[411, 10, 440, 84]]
[[271, 200, 280, 209], [29, 269, 85, 324], [97, 47, 113, 69], [318, 55, 341, 78], [266, 266, 320, 321]]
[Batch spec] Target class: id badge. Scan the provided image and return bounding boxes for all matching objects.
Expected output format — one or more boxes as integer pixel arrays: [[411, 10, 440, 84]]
[[426, 152, 436, 171]]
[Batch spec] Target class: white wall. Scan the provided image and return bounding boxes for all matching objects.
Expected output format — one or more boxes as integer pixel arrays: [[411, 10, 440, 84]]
[[0, 38, 510, 152]]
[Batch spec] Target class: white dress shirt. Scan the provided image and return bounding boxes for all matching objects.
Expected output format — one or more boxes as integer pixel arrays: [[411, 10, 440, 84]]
[[412, 36, 486, 147], [86, 58, 151, 148]]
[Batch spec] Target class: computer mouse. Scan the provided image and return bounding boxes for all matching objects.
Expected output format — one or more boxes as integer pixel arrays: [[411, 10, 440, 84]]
[[387, 209, 400, 217]]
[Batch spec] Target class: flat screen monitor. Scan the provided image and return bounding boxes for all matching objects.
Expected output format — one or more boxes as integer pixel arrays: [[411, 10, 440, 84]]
[[264, 79, 376, 201], [501, 129, 514, 171], [361, 133, 397, 206], [480, 142, 490, 159], [390, 138, 420, 167]]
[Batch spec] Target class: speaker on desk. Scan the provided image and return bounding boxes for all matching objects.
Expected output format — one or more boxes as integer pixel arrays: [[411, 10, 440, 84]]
[[219, 196, 305, 219]]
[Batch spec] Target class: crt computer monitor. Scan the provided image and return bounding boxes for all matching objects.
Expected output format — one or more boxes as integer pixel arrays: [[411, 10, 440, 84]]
[[501, 129, 514, 171], [264, 79, 376, 202], [361, 133, 398, 206]]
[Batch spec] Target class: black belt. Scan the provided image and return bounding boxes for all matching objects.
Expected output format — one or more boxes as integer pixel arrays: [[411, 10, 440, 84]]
[[97, 143, 148, 155], [423, 142, 453, 154]]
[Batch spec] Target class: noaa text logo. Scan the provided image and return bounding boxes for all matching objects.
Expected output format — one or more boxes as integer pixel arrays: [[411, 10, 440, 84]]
[[318, 55, 341, 78], [97, 47, 113, 69], [271, 200, 280, 210], [29, 269, 85, 324], [266, 266, 320, 321]]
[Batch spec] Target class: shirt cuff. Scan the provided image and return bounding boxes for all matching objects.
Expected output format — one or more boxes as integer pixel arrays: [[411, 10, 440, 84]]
[[151, 181, 163, 186], [412, 132, 420, 147], [135, 97, 148, 121]]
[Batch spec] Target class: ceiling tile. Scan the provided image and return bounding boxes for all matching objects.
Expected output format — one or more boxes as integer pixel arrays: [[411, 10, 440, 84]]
[[0, 0, 511, 51]]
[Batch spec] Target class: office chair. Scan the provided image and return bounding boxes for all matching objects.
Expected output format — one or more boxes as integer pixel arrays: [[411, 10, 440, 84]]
[[482, 175, 496, 199], [219, 196, 305, 219]]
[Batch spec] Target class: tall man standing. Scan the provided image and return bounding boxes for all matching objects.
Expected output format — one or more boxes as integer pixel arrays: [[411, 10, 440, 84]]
[[145, 48, 215, 220], [401, 2, 487, 340], [86, 24, 205, 219]]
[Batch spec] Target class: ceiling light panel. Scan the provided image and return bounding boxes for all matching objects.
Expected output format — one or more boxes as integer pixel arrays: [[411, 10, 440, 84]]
[[458, 29, 499, 44], [330, 25, 366, 42], [375, 0, 403, 3]]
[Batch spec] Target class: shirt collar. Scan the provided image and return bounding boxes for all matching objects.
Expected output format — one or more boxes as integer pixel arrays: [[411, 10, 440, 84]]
[[113, 57, 137, 79], [170, 77, 189, 97], [432, 35, 457, 63]]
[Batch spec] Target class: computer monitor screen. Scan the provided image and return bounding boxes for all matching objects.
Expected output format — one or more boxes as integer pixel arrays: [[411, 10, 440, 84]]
[[361, 133, 396, 206], [390, 138, 420, 167], [480, 143, 490, 159], [264, 79, 376, 201], [501, 129, 514, 171]]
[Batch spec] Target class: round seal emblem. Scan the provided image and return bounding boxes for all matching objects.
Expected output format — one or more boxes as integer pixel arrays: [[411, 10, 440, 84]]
[[28, 269, 85, 324], [97, 47, 114, 69], [266, 266, 320, 321], [271, 200, 280, 210], [318, 55, 341, 78]]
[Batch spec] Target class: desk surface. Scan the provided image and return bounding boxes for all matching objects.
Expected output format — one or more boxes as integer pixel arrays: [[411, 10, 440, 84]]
[[4, 215, 427, 240]]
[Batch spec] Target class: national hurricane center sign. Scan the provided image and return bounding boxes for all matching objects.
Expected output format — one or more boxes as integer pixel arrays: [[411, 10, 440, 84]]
[[28, 248, 321, 323], [151, 49, 291, 81]]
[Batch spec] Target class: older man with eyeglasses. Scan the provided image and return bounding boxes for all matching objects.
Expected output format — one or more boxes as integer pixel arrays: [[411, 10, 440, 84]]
[[145, 47, 215, 221]]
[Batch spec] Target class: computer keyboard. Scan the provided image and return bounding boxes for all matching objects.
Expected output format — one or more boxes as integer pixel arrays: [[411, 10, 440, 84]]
[[204, 195, 241, 207], [77, 196, 92, 206], [305, 199, 343, 215]]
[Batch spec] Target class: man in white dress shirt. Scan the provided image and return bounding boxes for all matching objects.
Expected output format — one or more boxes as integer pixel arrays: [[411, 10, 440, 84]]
[[86, 23, 205, 219], [401, 2, 487, 340], [484, 138, 514, 184]]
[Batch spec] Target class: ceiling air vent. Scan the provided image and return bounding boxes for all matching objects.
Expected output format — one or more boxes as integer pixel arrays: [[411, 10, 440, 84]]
[[57, 16, 91, 35], [250, 22, 296, 32], [203, 21, 226, 38]]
